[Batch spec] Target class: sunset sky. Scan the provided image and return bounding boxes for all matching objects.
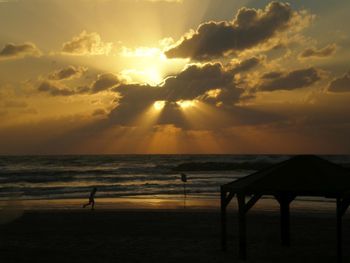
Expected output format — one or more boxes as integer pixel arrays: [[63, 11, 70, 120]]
[[0, 0, 350, 154]]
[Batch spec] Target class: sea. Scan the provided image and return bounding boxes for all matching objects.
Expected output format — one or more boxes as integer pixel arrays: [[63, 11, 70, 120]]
[[0, 155, 350, 210]]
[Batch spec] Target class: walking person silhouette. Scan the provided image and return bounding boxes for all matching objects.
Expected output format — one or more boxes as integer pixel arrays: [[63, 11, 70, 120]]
[[83, 187, 97, 210]]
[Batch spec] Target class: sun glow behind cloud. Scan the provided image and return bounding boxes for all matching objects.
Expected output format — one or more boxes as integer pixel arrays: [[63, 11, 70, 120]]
[[176, 99, 197, 109], [153, 100, 166, 110], [121, 68, 164, 86], [120, 46, 187, 85]]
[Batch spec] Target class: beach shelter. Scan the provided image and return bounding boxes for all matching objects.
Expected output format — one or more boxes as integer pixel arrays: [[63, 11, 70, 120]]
[[220, 155, 350, 263]]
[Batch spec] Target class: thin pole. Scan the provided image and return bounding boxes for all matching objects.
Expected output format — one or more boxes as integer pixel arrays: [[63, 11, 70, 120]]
[[221, 190, 227, 251], [183, 182, 186, 209]]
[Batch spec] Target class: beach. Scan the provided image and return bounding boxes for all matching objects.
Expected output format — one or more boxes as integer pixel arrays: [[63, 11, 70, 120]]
[[1, 155, 350, 262], [1, 205, 350, 263]]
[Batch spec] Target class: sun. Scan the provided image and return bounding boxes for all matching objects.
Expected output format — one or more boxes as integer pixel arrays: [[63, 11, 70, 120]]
[[120, 47, 188, 86], [120, 67, 163, 86], [144, 67, 163, 86], [120, 47, 166, 85]]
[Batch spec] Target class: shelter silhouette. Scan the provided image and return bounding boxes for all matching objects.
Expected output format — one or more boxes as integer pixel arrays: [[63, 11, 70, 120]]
[[220, 155, 350, 263]]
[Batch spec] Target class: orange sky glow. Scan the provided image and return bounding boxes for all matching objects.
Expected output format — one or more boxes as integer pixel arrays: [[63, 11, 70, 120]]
[[0, 0, 350, 154]]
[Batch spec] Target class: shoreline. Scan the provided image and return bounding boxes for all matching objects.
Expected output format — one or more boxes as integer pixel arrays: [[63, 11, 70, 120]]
[[0, 193, 344, 216]]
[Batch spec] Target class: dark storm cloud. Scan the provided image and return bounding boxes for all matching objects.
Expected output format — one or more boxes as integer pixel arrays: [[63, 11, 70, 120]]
[[115, 83, 160, 103], [165, 2, 301, 60], [48, 66, 87, 80], [0, 43, 41, 60], [299, 44, 336, 59], [257, 67, 322, 91], [230, 56, 264, 74], [328, 72, 350, 92], [108, 83, 161, 125], [162, 63, 240, 101]]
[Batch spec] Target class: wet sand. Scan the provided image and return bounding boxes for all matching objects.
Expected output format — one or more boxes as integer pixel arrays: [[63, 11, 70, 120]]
[[1, 208, 350, 263]]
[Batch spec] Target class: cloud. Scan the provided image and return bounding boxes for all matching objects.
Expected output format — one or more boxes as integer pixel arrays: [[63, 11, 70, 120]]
[[38, 81, 75, 96], [257, 67, 321, 91], [62, 31, 112, 55], [92, 108, 107, 116], [162, 63, 240, 101], [48, 65, 87, 80], [165, 2, 311, 60], [38, 72, 121, 96], [91, 73, 121, 93], [108, 83, 161, 125], [328, 72, 350, 92], [299, 44, 337, 59], [115, 62, 241, 102], [230, 56, 264, 74], [109, 62, 244, 126], [0, 42, 41, 60]]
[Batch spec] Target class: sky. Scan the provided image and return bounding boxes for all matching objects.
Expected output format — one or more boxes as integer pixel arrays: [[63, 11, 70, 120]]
[[0, 0, 350, 154]]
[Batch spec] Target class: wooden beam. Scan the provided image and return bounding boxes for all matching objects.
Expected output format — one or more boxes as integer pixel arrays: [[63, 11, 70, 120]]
[[223, 191, 235, 208], [244, 194, 262, 213]]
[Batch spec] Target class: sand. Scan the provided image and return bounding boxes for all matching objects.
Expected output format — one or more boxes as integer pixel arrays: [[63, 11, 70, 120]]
[[1, 207, 350, 263]]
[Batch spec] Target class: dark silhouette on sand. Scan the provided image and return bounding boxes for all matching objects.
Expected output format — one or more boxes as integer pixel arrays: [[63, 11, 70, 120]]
[[221, 155, 350, 263], [83, 187, 97, 210]]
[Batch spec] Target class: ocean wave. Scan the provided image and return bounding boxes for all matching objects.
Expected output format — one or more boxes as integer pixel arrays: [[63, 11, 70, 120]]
[[1, 154, 349, 202]]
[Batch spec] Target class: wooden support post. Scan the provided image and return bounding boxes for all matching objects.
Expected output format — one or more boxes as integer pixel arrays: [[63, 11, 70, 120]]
[[335, 195, 350, 263], [221, 190, 227, 251], [280, 199, 290, 246], [235, 193, 261, 260], [220, 190, 235, 252], [275, 194, 295, 247], [337, 198, 343, 263], [237, 194, 247, 260]]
